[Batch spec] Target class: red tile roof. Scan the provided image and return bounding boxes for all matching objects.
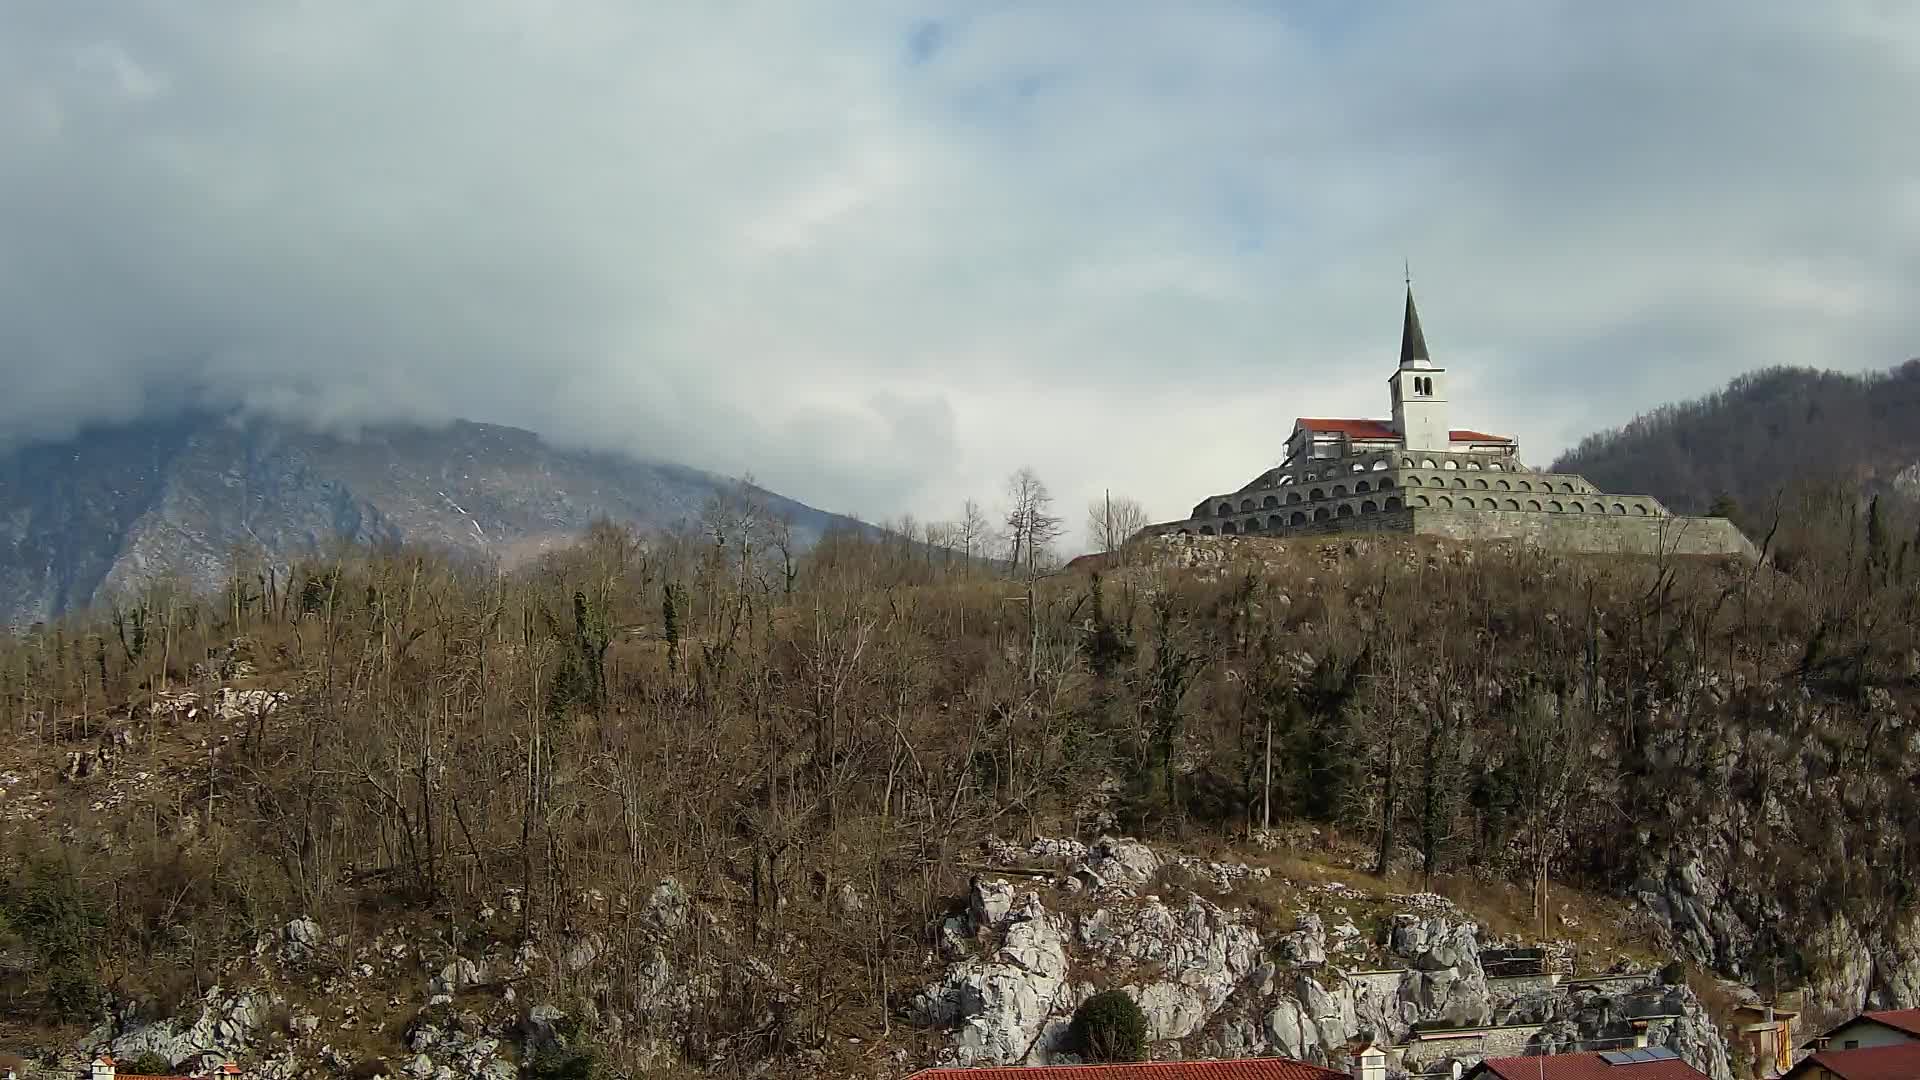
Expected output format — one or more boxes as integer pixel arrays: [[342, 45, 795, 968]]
[[1292, 418, 1513, 445], [904, 1059, 1350, 1080], [1863, 1009, 1920, 1037], [1472, 1052, 1709, 1080], [1296, 418, 1400, 440], [1788, 1042, 1920, 1080], [1449, 429, 1514, 444]]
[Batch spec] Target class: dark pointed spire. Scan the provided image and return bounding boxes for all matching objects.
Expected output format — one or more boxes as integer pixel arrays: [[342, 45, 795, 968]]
[[1399, 281, 1429, 368]]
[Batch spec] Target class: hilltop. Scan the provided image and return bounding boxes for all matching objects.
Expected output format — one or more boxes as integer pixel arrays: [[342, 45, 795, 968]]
[[0, 500, 1915, 1079]]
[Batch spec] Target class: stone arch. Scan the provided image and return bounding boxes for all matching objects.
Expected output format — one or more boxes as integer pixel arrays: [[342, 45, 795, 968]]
[[1240, 499, 1255, 512], [1263, 494, 1279, 509], [1313, 508, 1331, 522], [1503, 499, 1519, 510], [1336, 504, 1355, 518], [1467, 460, 1483, 470], [1244, 517, 1262, 532], [1176, 528, 1191, 536], [1269, 514, 1286, 530], [1518, 480, 1533, 492], [1488, 461, 1504, 471], [1356, 480, 1371, 493], [1311, 488, 1326, 501], [1407, 475, 1423, 487], [1559, 482, 1576, 493], [1548, 500, 1564, 512], [1421, 458, 1439, 469], [1200, 525, 1215, 535], [1379, 476, 1395, 489], [1217, 502, 1233, 516], [1437, 496, 1454, 509], [1412, 495, 1430, 508], [1443, 460, 1458, 470], [1457, 496, 1476, 509], [1361, 500, 1379, 513], [1611, 503, 1627, 515], [1372, 460, 1389, 471], [1385, 496, 1403, 510], [1496, 479, 1511, 490], [1634, 503, 1650, 515], [1291, 511, 1308, 526], [1287, 491, 1302, 505], [1451, 477, 1468, 489], [1222, 520, 1238, 534], [1351, 463, 1366, 473], [1474, 478, 1490, 490], [1402, 457, 1417, 468], [1527, 499, 1542, 511], [1332, 484, 1348, 497]]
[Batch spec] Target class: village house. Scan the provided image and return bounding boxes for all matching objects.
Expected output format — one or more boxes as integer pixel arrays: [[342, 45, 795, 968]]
[[1463, 1047, 1713, 1080], [1803, 1010, 1920, 1053], [87, 1057, 239, 1080], [903, 1042, 1384, 1080], [1778, 1042, 1920, 1080]]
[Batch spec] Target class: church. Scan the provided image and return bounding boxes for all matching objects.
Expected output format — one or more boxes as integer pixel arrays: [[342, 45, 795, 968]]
[[1141, 288, 1755, 559]]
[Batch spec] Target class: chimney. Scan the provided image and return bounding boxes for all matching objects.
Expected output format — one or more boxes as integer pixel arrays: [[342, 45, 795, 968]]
[[91, 1057, 117, 1080], [1351, 1043, 1387, 1080], [1633, 1020, 1650, 1049]]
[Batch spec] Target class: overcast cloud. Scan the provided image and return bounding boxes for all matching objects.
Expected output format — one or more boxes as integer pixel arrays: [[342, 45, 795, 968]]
[[2, 2, 1917, 542]]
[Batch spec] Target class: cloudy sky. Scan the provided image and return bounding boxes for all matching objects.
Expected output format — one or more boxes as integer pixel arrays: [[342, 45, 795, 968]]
[[3, 2, 1918, 542]]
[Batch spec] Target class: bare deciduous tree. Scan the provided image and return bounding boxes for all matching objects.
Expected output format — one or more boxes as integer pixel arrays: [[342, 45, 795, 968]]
[[1086, 493, 1151, 554]]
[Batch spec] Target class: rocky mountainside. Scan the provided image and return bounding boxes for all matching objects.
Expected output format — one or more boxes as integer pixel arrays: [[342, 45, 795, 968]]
[[1551, 361, 1920, 518], [0, 413, 862, 625], [2, 516, 1915, 1079]]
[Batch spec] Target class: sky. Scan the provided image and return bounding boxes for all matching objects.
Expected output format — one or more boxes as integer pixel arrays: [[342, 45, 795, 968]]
[[3, 2, 1919, 547]]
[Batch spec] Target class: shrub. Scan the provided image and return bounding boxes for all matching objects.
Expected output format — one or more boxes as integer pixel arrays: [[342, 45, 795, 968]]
[[526, 1046, 600, 1080], [125, 1053, 175, 1076], [1070, 990, 1149, 1063]]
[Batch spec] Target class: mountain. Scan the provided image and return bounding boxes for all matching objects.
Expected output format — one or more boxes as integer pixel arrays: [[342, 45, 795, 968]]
[[0, 411, 863, 624], [1551, 360, 1920, 519]]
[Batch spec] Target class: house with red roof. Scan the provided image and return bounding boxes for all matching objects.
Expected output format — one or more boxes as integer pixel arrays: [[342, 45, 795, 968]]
[[1135, 284, 1754, 559], [1805, 1010, 1920, 1053], [1780, 1041, 1920, 1080], [903, 1044, 1378, 1080], [86, 1056, 240, 1080], [1462, 1048, 1711, 1080]]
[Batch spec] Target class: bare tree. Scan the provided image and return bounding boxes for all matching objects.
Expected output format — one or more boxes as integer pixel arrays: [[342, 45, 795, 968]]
[[1086, 493, 1151, 554], [1003, 467, 1063, 577], [958, 500, 990, 564]]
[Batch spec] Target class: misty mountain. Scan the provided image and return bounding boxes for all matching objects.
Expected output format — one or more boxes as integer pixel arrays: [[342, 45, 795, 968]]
[[0, 413, 864, 625], [1551, 360, 1920, 519]]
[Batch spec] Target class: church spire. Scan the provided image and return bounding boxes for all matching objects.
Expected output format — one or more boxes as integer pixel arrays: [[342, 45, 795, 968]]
[[1399, 280, 1430, 368]]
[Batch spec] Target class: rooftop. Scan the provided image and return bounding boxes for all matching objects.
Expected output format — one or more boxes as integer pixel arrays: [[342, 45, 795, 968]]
[[1292, 418, 1514, 444], [1787, 1042, 1920, 1080], [903, 1059, 1350, 1080], [1861, 1009, 1920, 1037], [1470, 1049, 1708, 1080]]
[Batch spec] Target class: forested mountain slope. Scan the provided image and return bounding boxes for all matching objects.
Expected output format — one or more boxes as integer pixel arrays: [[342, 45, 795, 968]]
[[1552, 361, 1920, 519]]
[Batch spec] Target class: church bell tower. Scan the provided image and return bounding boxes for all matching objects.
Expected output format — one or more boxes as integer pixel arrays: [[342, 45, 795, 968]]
[[1388, 283, 1449, 452]]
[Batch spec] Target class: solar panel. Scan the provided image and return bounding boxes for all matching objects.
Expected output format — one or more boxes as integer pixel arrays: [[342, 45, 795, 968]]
[[1643, 1047, 1677, 1061], [1599, 1052, 1633, 1065]]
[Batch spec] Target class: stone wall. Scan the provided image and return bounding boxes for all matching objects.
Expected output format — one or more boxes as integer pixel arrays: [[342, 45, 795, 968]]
[[1405, 509, 1756, 559]]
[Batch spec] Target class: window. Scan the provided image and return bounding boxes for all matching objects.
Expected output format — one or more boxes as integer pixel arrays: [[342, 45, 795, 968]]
[[1844, 1042, 1859, 1051], [1263, 495, 1279, 508]]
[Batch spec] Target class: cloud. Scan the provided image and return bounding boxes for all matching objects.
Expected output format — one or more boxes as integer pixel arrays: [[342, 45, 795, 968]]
[[1, 1, 1916, 546]]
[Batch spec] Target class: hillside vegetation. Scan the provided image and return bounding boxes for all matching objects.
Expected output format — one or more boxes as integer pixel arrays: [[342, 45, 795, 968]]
[[1552, 360, 1920, 519], [0, 483, 1917, 1076]]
